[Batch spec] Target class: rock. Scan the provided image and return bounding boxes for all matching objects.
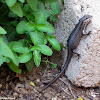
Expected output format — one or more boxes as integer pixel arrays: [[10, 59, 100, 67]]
[[29, 85, 34, 90], [24, 81, 31, 90], [14, 86, 18, 92], [35, 79, 42, 86], [52, 96, 57, 100], [13, 92, 19, 97], [18, 98, 23, 100], [18, 94, 23, 100], [24, 81, 34, 90], [54, 0, 100, 87], [18, 88, 28, 94], [14, 85, 28, 94], [65, 30, 100, 87], [16, 83, 24, 88], [19, 94, 23, 98]]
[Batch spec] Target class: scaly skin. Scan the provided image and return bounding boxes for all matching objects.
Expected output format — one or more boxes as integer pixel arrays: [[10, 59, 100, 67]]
[[41, 15, 92, 92]]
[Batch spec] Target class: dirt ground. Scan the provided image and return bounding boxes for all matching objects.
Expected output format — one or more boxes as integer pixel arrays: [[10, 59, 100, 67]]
[[0, 51, 100, 100]]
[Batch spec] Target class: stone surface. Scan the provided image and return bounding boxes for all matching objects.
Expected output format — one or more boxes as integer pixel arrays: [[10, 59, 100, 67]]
[[54, 0, 100, 87]]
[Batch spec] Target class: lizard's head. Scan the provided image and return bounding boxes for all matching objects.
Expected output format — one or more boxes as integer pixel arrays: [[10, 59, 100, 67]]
[[79, 14, 92, 23], [79, 15, 92, 30]]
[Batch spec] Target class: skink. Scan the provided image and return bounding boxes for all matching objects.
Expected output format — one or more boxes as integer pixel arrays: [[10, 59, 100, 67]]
[[41, 14, 92, 91]]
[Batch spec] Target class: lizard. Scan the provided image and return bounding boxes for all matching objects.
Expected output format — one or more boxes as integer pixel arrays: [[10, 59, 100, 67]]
[[40, 14, 92, 92]]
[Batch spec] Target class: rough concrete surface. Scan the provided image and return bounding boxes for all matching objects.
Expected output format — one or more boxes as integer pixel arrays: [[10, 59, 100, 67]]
[[54, 0, 100, 87]]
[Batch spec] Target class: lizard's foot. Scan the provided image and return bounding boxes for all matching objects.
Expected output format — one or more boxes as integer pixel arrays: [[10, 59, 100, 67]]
[[73, 51, 80, 60]]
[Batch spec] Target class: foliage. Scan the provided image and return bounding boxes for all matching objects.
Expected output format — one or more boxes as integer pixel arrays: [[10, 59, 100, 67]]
[[0, 0, 61, 73]]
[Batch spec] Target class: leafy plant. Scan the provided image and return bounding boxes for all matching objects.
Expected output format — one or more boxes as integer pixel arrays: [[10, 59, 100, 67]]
[[0, 0, 61, 73], [42, 59, 57, 69]]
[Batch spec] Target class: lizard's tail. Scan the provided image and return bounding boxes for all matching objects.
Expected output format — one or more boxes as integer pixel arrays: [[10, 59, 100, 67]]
[[40, 51, 72, 92]]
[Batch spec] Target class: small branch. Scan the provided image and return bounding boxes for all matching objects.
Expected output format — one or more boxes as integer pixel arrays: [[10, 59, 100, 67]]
[[61, 87, 70, 95], [59, 78, 76, 99]]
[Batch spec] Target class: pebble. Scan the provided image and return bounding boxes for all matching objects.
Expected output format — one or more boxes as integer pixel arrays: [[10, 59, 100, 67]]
[[52, 96, 57, 100], [25, 81, 31, 90], [36, 79, 40, 82], [19, 94, 23, 98], [16, 83, 24, 88], [14, 87, 18, 92], [13, 92, 19, 97], [35, 79, 43, 86], [19, 88, 28, 94], [30, 86, 34, 90], [18, 98, 23, 100], [18, 94, 24, 100]]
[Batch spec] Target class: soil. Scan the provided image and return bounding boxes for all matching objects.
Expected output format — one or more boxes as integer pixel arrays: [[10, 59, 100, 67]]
[[0, 50, 100, 100]]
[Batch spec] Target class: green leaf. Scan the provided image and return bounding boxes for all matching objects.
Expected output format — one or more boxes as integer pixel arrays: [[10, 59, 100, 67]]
[[10, 41, 30, 53], [8, 61, 22, 73], [16, 21, 26, 34], [25, 23, 35, 32], [6, 0, 16, 7], [0, 45, 3, 66], [18, 0, 25, 3], [10, 2, 23, 17], [23, 4, 32, 13], [51, 64, 57, 68], [34, 9, 50, 24], [12, 52, 19, 66], [6, 26, 18, 41], [48, 0, 60, 14], [0, 3, 10, 25], [50, 15, 57, 22], [10, 20, 18, 26], [26, 0, 38, 11], [25, 13, 35, 22], [3, 56, 10, 63], [44, 38, 47, 45], [36, 45, 53, 56], [29, 30, 45, 46], [60, 43, 66, 49], [16, 20, 35, 34], [33, 50, 41, 67], [0, 26, 7, 34], [1, 43, 14, 59], [0, 36, 14, 59], [38, 1, 45, 9], [2, 35, 9, 44], [25, 58, 34, 72], [8, 11, 18, 18], [47, 37, 61, 51], [0, 35, 3, 42], [36, 22, 55, 34], [19, 52, 32, 63]]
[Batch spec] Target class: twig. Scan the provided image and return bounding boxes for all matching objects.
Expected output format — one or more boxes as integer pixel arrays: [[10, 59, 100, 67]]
[[59, 78, 76, 99], [61, 87, 70, 95]]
